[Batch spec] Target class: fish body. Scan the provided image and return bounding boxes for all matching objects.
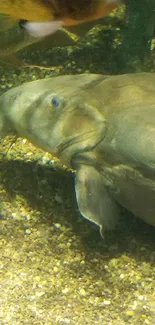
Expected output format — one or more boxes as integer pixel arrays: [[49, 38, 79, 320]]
[[0, 20, 41, 57], [0, 20, 76, 57], [0, 0, 119, 21], [0, 0, 53, 21], [0, 15, 77, 67], [1, 72, 155, 234], [0, 0, 122, 37]]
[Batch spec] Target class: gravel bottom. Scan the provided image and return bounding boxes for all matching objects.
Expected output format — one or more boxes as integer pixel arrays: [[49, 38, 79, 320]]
[[1, 135, 155, 325]]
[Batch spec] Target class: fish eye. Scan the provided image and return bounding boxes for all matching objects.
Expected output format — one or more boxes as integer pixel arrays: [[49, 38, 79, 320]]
[[50, 94, 62, 109]]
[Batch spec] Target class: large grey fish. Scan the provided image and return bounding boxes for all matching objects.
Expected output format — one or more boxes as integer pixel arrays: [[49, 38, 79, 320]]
[[1, 72, 155, 235]]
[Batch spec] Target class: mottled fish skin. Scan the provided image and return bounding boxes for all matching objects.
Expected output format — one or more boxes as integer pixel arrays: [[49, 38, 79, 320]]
[[0, 0, 122, 37], [1, 72, 155, 235]]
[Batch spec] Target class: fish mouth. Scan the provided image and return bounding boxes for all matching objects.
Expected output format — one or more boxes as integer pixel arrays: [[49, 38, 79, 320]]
[[56, 126, 105, 167]]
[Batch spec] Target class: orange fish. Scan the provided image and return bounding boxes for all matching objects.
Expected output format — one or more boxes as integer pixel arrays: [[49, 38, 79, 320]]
[[46, 0, 120, 26], [0, 0, 122, 37]]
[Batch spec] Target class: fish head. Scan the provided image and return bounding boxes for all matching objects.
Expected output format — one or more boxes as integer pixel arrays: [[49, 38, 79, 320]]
[[3, 74, 106, 167], [0, 73, 122, 234]]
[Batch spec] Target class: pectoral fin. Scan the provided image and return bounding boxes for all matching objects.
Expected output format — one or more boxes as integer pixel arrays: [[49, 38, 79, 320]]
[[75, 165, 120, 234]]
